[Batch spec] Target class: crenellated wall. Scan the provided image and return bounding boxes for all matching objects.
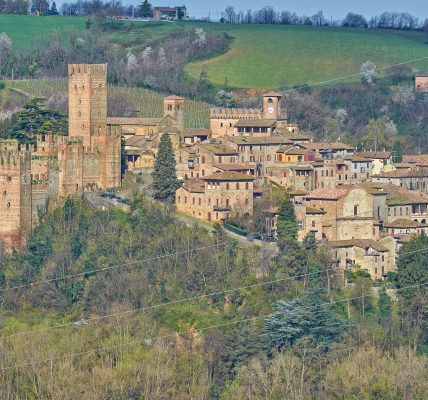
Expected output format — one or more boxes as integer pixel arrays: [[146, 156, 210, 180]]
[[0, 149, 32, 249]]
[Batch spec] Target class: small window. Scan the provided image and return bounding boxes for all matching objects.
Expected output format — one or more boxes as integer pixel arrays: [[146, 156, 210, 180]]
[[354, 205, 359, 216], [7, 201, 11, 209]]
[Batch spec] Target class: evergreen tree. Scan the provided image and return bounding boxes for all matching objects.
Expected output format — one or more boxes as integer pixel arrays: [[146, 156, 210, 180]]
[[31, 0, 50, 15], [378, 289, 392, 329], [151, 132, 180, 202], [138, 0, 152, 18], [50, 1, 58, 15], [8, 98, 67, 143], [264, 289, 348, 354], [276, 195, 298, 245]]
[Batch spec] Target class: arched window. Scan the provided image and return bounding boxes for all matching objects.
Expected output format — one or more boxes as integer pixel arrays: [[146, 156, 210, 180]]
[[268, 98, 273, 103], [226, 182, 230, 190], [354, 205, 359, 216], [236, 182, 239, 189]]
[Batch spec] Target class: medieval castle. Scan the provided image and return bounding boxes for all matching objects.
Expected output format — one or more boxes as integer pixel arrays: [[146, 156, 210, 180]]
[[0, 64, 121, 249]]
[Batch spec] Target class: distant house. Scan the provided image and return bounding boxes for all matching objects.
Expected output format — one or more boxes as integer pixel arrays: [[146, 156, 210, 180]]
[[415, 76, 428, 93], [153, 5, 187, 21]]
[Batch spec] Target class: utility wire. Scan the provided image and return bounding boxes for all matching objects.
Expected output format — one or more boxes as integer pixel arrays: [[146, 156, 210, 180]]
[[2, 245, 426, 341], [1, 281, 426, 372], [0, 202, 421, 294]]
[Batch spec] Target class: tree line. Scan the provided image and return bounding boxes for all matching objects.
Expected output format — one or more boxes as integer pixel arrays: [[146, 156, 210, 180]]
[[219, 6, 428, 31]]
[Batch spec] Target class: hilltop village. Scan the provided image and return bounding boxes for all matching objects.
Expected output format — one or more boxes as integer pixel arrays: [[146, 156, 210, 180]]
[[2, 64, 428, 281]]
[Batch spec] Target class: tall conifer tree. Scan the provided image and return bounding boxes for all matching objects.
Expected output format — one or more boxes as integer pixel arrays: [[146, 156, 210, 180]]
[[151, 132, 179, 202]]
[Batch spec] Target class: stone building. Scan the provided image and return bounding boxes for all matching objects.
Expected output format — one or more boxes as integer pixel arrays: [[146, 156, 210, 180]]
[[0, 150, 32, 249], [372, 167, 428, 193], [357, 151, 392, 175], [0, 63, 122, 250], [304, 186, 387, 241], [330, 237, 395, 280], [210, 92, 295, 138], [175, 172, 255, 223]]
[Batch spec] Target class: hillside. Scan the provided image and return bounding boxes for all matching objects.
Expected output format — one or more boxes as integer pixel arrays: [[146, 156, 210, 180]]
[[187, 24, 428, 89], [2, 16, 428, 90], [0, 15, 87, 50], [0, 79, 210, 128]]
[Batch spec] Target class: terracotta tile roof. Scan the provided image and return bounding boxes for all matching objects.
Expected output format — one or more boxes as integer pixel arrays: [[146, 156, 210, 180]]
[[263, 91, 282, 97], [359, 182, 428, 204], [329, 239, 389, 252], [358, 151, 392, 159], [302, 142, 355, 151], [385, 219, 428, 229], [402, 155, 428, 163], [182, 128, 211, 137], [375, 168, 428, 178], [393, 163, 413, 169], [306, 187, 352, 200], [203, 172, 255, 181], [198, 143, 238, 156], [181, 179, 205, 193], [277, 146, 310, 155], [234, 119, 276, 128], [214, 163, 250, 171], [125, 136, 150, 147], [345, 155, 372, 162], [107, 117, 162, 126], [227, 136, 292, 145]]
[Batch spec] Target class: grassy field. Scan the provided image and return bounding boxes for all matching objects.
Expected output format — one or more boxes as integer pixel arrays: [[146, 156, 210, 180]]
[[2, 79, 210, 128], [1, 15, 428, 89], [186, 24, 428, 89], [0, 15, 87, 50]]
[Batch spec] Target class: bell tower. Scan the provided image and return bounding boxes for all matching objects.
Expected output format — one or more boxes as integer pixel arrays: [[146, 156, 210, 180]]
[[68, 64, 108, 146], [262, 91, 282, 120], [163, 95, 185, 131]]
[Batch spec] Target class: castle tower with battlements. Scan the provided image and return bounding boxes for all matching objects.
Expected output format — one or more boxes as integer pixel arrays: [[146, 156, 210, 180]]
[[68, 64, 108, 146], [0, 147, 32, 249]]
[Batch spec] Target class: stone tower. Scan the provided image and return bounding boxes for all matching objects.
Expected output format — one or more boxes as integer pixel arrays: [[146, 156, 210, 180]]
[[0, 147, 32, 249], [68, 64, 108, 146], [262, 91, 282, 120], [163, 95, 185, 131]]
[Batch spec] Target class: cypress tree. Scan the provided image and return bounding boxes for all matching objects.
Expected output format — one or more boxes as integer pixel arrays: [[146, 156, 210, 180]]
[[50, 1, 58, 15], [151, 132, 180, 202], [276, 195, 298, 244]]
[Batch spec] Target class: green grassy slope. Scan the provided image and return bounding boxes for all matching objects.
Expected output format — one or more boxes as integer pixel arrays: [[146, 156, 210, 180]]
[[0, 15, 87, 50], [2, 16, 428, 90], [186, 24, 428, 89]]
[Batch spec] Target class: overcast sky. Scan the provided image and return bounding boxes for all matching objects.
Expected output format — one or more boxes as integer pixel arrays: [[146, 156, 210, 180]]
[[148, 0, 428, 20]]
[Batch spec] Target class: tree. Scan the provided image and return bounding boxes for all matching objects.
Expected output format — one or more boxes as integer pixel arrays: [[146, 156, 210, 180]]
[[50, 1, 58, 14], [360, 60, 377, 84], [138, 0, 152, 18], [0, 32, 12, 77], [151, 132, 180, 202], [215, 89, 234, 107], [342, 13, 367, 28], [361, 116, 397, 151], [276, 195, 298, 244], [7, 98, 67, 143], [264, 289, 348, 353], [31, 0, 50, 15], [396, 234, 428, 347]]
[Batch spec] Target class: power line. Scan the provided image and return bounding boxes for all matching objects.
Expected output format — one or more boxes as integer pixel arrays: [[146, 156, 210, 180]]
[[1, 281, 426, 372], [0, 201, 419, 294], [2, 245, 427, 341], [0, 242, 230, 293]]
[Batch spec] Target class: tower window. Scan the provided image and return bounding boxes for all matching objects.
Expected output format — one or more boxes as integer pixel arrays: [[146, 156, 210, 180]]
[[168, 104, 173, 111], [268, 98, 273, 103]]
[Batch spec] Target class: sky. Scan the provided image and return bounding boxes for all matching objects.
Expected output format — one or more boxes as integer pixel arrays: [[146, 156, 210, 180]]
[[151, 0, 428, 20]]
